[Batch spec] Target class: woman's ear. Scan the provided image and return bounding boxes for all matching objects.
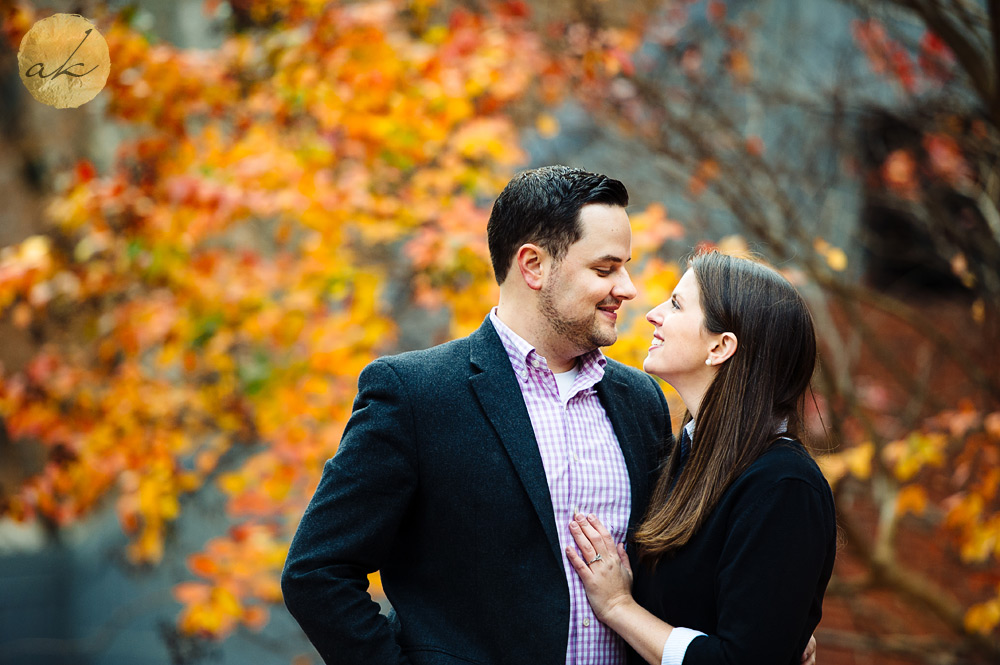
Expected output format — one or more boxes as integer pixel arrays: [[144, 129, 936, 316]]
[[707, 332, 738, 366], [516, 244, 547, 291]]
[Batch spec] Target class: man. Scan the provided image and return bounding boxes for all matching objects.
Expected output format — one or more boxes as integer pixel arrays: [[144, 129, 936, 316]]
[[281, 166, 816, 665]]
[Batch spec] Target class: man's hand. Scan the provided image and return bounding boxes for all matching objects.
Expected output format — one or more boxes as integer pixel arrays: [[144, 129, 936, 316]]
[[800, 634, 816, 665]]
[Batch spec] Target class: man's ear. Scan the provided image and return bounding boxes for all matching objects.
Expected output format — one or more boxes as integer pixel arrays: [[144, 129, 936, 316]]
[[516, 244, 547, 291], [707, 332, 738, 366]]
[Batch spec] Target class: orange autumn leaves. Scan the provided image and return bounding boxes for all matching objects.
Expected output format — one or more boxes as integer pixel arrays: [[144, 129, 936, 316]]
[[820, 406, 1000, 634], [176, 524, 287, 637], [0, 0, 671, 642]]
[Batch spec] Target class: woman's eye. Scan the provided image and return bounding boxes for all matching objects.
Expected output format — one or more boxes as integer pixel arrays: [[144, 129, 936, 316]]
[[670, 298, 680, 310]]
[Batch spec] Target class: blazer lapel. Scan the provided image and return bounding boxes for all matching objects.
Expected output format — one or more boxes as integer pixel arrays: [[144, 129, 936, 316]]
[[468, 319, 563, 565], [595, 363, 649, 533]]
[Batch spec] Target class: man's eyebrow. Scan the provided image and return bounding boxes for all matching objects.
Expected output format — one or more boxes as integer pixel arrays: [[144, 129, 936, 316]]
[[593, 254, 630, 263]]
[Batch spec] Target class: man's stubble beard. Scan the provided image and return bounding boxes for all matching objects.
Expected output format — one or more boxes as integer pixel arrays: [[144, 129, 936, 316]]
[[539, 269, 618, 354]]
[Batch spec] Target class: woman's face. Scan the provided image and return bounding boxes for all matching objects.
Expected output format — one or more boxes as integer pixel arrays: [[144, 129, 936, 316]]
[[643, 269, 717, 385]]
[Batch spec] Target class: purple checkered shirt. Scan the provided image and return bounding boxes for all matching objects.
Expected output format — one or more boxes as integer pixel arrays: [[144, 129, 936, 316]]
[[490, 309, 631, 665]]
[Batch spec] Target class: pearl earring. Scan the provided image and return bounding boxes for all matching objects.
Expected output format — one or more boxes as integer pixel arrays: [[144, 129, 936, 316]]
[[705, 359, 712, 366]]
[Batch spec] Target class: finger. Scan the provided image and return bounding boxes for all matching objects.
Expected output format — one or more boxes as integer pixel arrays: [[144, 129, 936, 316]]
[[569, 520, 598, 559], [565, 546, 592, 579], [588, 513, 618, 558], [617, 542, 633, 576], [575, 514, 607, 553]]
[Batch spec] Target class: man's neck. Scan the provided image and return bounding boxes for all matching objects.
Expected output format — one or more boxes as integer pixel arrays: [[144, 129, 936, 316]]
[[493, 303, 580, 373]]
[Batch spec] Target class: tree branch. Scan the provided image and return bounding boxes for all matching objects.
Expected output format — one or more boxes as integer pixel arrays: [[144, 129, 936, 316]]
[[889, 0, 996, 123], [837, 505, 1000, 660]]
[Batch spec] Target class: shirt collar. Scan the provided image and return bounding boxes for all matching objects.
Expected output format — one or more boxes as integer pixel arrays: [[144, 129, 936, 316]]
[[488, 307, 607, 384], [683, 417, 789, 446]]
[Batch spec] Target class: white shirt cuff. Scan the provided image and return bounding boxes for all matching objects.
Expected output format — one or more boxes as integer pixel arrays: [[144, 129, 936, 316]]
[[661, 626, 706, 665]]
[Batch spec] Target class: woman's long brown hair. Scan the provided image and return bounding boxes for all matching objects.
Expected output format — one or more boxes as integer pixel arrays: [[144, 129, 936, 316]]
[[634, 251, 817, 565]]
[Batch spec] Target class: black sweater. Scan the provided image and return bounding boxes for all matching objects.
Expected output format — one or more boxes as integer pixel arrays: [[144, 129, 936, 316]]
[[630, 439, 837, 665]]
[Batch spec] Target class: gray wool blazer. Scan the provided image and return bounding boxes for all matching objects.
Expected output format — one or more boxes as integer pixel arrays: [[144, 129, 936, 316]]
[[281, 316, 671, 665]]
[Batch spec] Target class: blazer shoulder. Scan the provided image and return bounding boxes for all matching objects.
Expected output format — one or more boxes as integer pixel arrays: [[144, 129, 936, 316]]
[[732, 440, 834, 507], [605, 357, 655, 386], [370, 336, 471, 377], [604, 358, 665, 401]]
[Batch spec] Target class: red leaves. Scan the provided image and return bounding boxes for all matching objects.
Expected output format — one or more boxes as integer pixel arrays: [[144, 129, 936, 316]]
[[853, 20, 955, 93], [918, 31, 955, 83], [707, 1, 727, 24], [881, 149, 919, 197], [923, 133, 972, 186], [875, 130, 973, 200], [852, 18, 916, 92], [745, 135, 765, 157], [688, 159, 720, 197], [75, 160, 97, 184]]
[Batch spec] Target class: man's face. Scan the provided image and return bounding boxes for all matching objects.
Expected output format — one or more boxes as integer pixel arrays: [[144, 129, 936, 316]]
[[538, 203, 637, 355]]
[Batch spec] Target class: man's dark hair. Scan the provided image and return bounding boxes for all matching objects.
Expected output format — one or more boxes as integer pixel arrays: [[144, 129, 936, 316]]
[[487, 165, 629, 285]]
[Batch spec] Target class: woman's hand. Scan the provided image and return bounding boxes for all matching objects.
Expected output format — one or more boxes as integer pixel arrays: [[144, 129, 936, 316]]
[[566, 513, 635, 624]]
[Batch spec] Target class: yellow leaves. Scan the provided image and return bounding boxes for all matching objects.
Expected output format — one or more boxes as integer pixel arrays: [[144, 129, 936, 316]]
[[450, 118, 525, 164], [972, 299, 986, 324], [813, 238, 848, 272], [628, 203, 685, 256], [726, 49, 753, 85], [0, 235, 59, 312], [965, 596, 1000, 635], [717, 235, 753, 258], [117, 454, 186, 564], [958, 515, 1000, 562], [818, 441, 873, 486], [177, 585, 246, 639], [945, 492, 1000, 563], [605, 258, 682, 372], [536, 113, 560, 138], [0, 0, 660, 644], [895, 484, 928, 517], [986, 412, 1000, 440], [177, 524, 288, 638], [884, 432, 947, 481], [633, 259, 681, 311]]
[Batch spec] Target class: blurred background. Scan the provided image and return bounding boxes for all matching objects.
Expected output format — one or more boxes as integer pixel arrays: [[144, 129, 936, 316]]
[[0, 0, 998, 663]]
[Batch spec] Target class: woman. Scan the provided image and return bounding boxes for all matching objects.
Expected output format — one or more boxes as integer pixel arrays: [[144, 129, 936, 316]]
[[567, 250, 836, 665]]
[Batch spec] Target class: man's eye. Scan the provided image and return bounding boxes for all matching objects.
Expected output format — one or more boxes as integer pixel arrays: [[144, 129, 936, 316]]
[[595, 268, 612, 276]]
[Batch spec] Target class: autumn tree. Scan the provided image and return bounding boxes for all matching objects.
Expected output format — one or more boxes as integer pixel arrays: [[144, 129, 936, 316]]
[[551, 0, 1000, 661], [3, 0, 999, 663], [0, 0, 660, 653]]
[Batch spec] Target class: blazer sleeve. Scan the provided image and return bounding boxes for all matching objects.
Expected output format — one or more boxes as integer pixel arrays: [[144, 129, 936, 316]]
[[684, 477, 835, 665], [281, 359, 417, 665]]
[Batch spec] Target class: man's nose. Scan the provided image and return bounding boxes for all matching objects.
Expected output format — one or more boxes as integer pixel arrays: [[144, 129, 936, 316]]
[[614, 268, 638, 301]]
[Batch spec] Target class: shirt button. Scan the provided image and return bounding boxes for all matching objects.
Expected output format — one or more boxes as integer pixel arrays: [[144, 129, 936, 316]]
[[531, 358, 541, 368], [583, 618, 590, 627]]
